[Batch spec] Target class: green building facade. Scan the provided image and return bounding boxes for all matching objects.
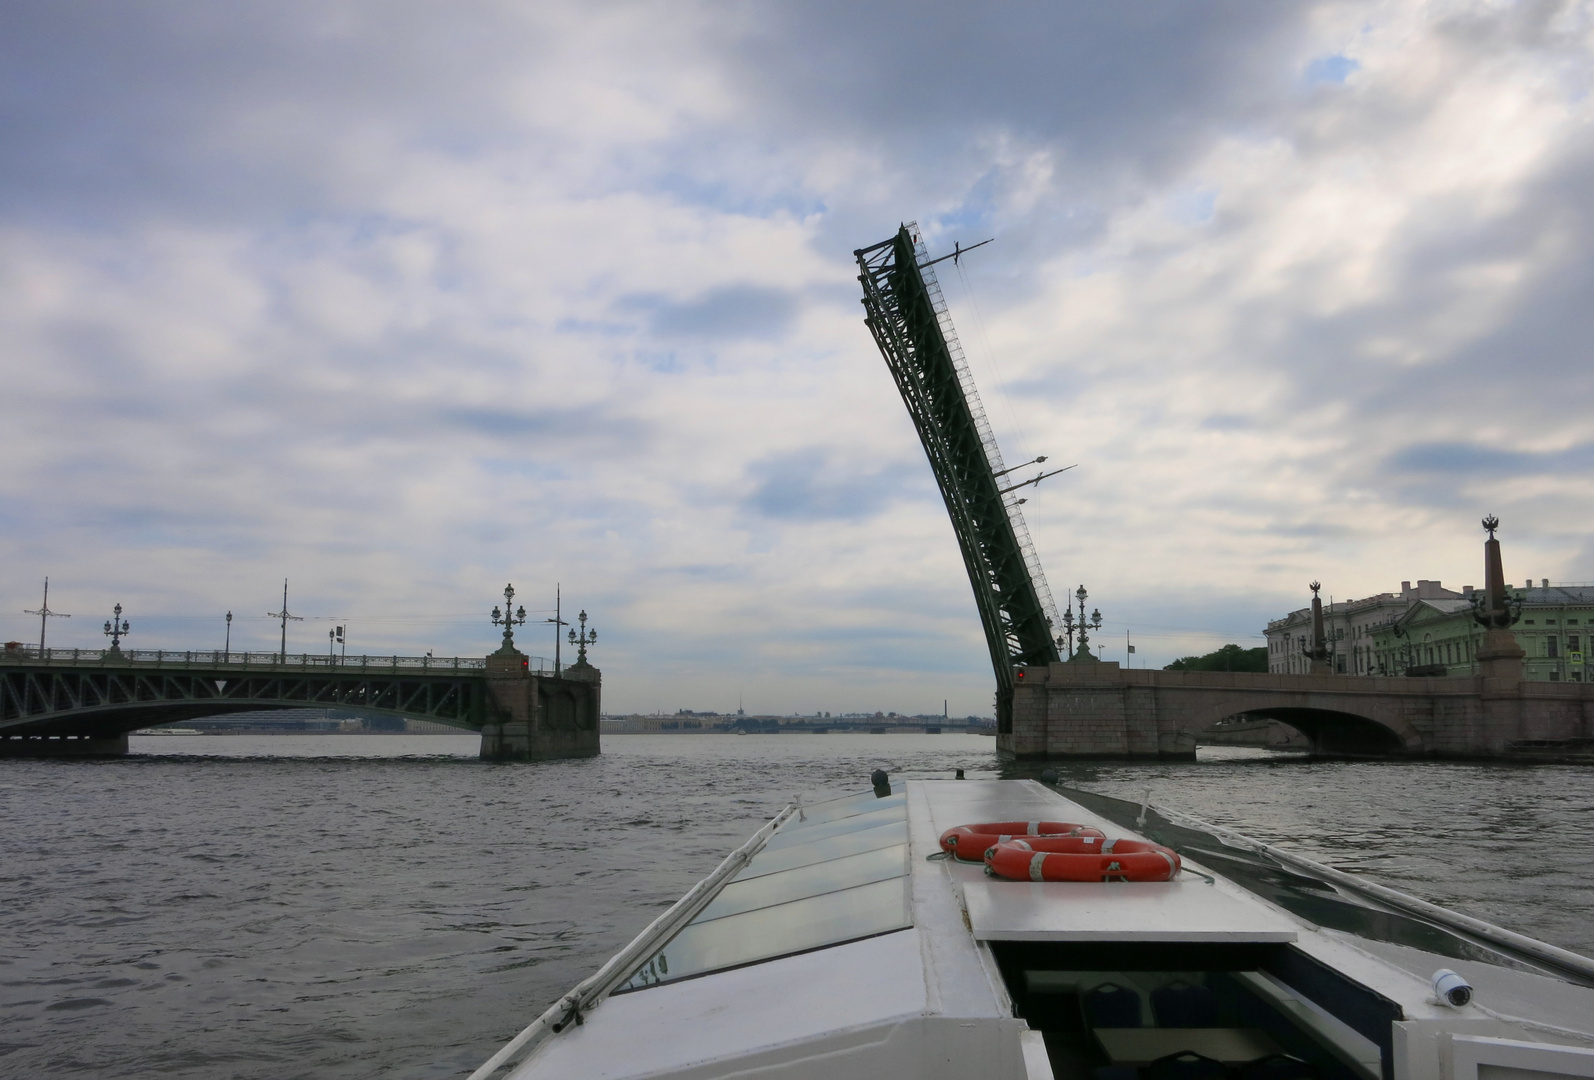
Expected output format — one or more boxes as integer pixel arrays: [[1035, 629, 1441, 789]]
[[1369, 584, 1594, 682]]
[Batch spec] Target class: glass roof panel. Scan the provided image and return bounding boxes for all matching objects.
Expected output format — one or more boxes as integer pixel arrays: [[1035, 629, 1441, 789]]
[[694, 844, 909, 923], [761, 805, 907, 850], [732, 820, 908, 880], [617, 877, 910, 991], [786, 790, 904, 827]]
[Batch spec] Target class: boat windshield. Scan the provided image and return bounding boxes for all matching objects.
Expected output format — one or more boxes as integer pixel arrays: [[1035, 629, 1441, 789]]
[[615, 790, 912, 991]]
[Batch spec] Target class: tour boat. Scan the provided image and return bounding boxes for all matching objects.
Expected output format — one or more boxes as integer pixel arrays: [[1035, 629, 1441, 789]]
[[467, 778, 1594, 1080]]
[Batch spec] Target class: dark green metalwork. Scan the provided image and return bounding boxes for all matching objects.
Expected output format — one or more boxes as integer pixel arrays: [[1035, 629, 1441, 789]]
[[856, 224, 1061, 732], [2, 660, 490, 738]]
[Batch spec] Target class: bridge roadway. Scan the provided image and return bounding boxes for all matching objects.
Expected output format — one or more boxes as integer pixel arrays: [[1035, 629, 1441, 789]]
[[1006, 658, 1594, 759], [0, 648, 600, 760]]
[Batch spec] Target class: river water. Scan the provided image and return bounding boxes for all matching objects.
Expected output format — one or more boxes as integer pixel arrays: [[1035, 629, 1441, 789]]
[[2, 734, 1591, 1078]]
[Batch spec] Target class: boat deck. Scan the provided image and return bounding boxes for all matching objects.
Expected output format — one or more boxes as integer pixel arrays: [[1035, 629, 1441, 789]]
[[496, 779, 1594, 1080]]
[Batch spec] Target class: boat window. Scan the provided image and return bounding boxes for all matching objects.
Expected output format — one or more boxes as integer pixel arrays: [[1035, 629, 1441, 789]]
[[988, 943, 1388, 1080], [760, 805, 905, 849], [615, 789, 912, 992], [694, 844, 908, 922], [788, 790, 905, 826], [733, 820, 908, 879], [618, 877, 909, 991]]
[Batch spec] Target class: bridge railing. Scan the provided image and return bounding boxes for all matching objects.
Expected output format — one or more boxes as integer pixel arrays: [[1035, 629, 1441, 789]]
[[0, 646, 556, 674]]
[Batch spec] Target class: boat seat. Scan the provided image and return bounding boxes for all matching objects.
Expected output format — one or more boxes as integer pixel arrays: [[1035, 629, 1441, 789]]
[[1086, 983, 1144, 1029], [1146, 1050, 1228, 1080], [1151, 982, 1219, 1028]]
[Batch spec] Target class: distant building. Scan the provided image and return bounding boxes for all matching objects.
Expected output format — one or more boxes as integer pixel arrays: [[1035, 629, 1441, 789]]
[[1265, 580, 1470, 675], [1369, 583, 1594, 682], [1265, 579, 1594, 681]]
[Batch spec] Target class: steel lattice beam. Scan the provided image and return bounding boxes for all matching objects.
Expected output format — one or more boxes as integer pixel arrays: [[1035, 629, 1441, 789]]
[[856, 224, 1062, 733], [1, 665, 490, 737]]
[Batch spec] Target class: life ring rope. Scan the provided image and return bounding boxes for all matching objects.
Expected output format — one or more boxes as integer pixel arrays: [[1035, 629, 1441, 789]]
[[937, 821, 1183, 882], [938, 820, 1106, 862], [984, 835, 1182, 883]]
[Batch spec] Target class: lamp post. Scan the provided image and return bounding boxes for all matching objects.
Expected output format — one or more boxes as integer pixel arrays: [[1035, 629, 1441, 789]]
[[103, 603, 130, 655], [568, 610, 597, 666], [1071, 585, 1103, 659], [224, 610, 232, 661], [491, 583, 528, 655]]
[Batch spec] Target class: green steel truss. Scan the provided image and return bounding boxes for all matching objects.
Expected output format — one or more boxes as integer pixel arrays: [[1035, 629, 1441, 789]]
[[855, 224, 1062, 732], [0, 665, 490, 737]]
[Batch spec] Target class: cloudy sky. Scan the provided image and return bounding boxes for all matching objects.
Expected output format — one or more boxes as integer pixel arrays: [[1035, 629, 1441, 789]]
[[3, 1, 1592, 716]]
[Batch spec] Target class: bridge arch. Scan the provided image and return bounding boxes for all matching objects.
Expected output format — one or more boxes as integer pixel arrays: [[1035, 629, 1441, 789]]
[[1178, 693, 1424, 757]]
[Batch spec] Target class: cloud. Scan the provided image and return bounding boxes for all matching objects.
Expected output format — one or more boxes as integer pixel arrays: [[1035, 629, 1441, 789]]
[[4, 1, 1594, 712], [1387, 441, 1594, 476], [1304, 54, 1362, 85], [744, 449, 923, 521], [637, 285, 799, 340]]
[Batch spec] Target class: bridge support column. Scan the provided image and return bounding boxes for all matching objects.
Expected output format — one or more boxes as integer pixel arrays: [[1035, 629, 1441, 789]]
[[0, 733, 129, 758], [1004, 659, 1192, 760], [479, 654, 601, 761]]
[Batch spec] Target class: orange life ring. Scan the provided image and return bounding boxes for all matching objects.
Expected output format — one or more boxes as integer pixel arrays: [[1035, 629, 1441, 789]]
[[984, 837, 1182, 882], [939, 821, 1105, 862]]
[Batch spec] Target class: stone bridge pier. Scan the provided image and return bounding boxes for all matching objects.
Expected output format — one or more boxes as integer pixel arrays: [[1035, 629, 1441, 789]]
[[1004, 656, 1594, 760], [479, 654, 601, 761]]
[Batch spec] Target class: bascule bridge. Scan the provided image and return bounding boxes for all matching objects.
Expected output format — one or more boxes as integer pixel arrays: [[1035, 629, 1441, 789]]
[[855, 224, 1594, 759]]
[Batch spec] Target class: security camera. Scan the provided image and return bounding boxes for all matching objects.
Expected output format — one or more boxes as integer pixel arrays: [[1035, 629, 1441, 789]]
[[1432, 969, 1473, 1007]]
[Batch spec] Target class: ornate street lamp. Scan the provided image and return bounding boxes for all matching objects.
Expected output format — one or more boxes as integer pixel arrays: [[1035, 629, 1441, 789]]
[[491, 583, 528, 655], [224, 610, 233, 661], [1067, 585, 1103, 659], [103, 603, 131, 655], [568, 610, 597, 666]]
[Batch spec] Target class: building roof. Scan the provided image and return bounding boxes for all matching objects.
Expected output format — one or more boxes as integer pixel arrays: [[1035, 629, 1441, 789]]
[[1511, 586, 1594, 604]]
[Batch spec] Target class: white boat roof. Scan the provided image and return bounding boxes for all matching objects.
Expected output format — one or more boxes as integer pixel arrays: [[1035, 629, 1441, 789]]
[[501, 779, 1594, 1080], [927, 781, 1299, 943]]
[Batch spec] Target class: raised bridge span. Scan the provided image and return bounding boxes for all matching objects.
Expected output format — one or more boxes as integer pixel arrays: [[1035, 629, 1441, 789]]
[[856, 224, 1594, 760], [0, 647, 600, 760]]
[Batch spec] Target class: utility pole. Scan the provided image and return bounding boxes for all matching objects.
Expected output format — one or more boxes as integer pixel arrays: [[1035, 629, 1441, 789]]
[[547, 583, 568, 674], [266, 579, 302, 662], [24, 578, 70, 654]]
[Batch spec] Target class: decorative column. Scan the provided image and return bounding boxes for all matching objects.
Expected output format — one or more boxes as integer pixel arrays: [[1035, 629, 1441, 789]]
[[1304, 583, 1333, 675], [1470, 516, 1525, 686]]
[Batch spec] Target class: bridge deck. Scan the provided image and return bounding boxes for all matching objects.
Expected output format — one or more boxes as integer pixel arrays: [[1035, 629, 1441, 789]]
[[1007, 659, 1594, 759]]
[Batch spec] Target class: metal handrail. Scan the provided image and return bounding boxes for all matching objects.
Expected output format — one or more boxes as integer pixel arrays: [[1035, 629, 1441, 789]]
[[0, 646, 555, 675]]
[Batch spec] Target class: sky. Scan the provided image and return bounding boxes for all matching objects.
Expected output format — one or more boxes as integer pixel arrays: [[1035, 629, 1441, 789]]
[[3, 1, 1593, 717]]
